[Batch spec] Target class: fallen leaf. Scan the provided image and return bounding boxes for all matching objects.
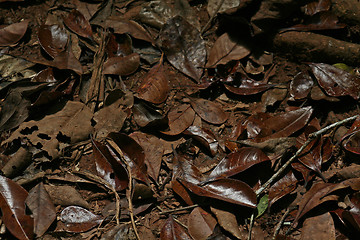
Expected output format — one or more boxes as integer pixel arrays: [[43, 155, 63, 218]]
[[44, 184, 90, 208], [103, 53, 140, 76], [3, 101, 93, 161], [38, 24, 68, 58], [300, 212, 335, 240], [305, 0, 331, 16], [25, 182, 56, 237], [0, 20, 29, 46], [161, 104, 195, 135], [161, 215, 192, 240], [210, 205, 244, 239], [209, 147, 270, 180], [92, 139, 129, 191], [188, 207, 217, 240], [310, 63, 360, 100], [184, 126, 219, 156], [137, 61, 169, 104], [190, 98, 228, 125], [224, 78, 274, 95], [289, 71, 314, 99], [60, 206, 102, 233], [63, 9, 93, 39], [159, 16, 206, 81], [206, 33, 250, 68], [108, 133, 150, 185], [0, 175, 33, 240], [132, 101, 168, 129], [268, 171, 298, 208]]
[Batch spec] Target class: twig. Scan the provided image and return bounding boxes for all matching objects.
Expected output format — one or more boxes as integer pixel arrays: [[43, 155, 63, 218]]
[[73, 171, 121, 225], [272, 208, 291, 240], [201, 0, 226, 35], [255, 115, 358, 196], [159, 204, 199, 215], [247, 211, 255, 240], [106, 139, 141, 240], [173, 216, 188, 229]]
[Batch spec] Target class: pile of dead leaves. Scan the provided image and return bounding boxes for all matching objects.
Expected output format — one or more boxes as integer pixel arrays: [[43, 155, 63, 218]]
[[0, 0, 360, 239]]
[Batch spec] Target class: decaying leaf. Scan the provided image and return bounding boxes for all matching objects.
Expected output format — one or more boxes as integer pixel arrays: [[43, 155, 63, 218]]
[[268, 171, 298, 208], [161, 215, 192, 240], [38, 24, 68, 58], [60, 206, 102, 233], [188, 207, 217, 240], [190, 98, 228, 125], [63, 9, 93, 39], [103, 53, 140, 76], [224, 78, 274, 96], [300, 212, 336, 240], [290, 71, 314, 99], [184, 126, 219, 156], [3, 101, 93, 161], [161, 104, 195, 135]]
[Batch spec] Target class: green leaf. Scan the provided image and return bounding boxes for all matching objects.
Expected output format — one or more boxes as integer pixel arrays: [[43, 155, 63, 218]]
[[256, 194, 268, 218]]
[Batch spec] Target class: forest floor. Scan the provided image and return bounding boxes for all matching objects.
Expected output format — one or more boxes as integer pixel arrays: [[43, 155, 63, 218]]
[[0, 0, 360, 239]]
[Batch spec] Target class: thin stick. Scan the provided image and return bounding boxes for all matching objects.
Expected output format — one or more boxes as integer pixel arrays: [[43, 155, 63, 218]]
[[247, 211, 255, 240], [159, 204, 199, 215], [272, 208, 291, 240], [255, 115, 358, 196], [201, 0, 226, 35], [73, 171, 121, 225], [106, 139, 141, 240]]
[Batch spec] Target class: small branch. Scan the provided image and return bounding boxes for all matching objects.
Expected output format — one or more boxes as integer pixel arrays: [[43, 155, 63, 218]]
[[255, 115, 358, 196], [159, 204, 199, 215], [272, 208, 291, 240], [247, 211, 255, 240], [201, 0, 225, 35]]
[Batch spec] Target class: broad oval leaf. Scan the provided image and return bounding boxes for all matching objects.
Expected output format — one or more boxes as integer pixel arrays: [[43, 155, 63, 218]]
[[161, 104, 195, 135], [184, 126, 219, 156], [63, 9, 93, 39], [137, 62, 169, 104], [161, 215, 192, 240], [209, 147, 270, 180], [0, 175, 33, 240], [178, 178, 257, 208], [103, 53, 140, 76], [224, 79, 274, 95], [60, 206, 102, 233], [132, 101, 168, 128], [0, 20, 29, 46], [268, 171, 298, 208], [289, 71, 314, 99], [26, 182, 56, 237], [159, 16, 206, 81], [38, 24, 68, 58], [310, 63, 360, 100], [92, 138, 129, 191], [190, 98, 228, 125], [206, 32, 250, 68]]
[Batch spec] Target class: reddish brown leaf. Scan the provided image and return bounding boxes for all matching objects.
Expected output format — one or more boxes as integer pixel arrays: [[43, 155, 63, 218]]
[[92, 138, 129, 191], [130, 132, 164, 182], [60, 206, 102, 233], [293, 178, 360, 227], [63, 9, 93, 39], [305, 0, 331, 16], [0, 175, 33, 240], [161, 104, 195, 135], [224, 79, 275, 95], [103, 53, 140, 76], [208, 147, 270, 180], [108, 133, 150, 185], [106, 19, 154, 44], [0, 20, 29, 46], [179, 178, 257, 208], [25, 182, 56, 237], [310, 63, 360, 100], [281, 12, 346, 32], [184, 126, 219, 156], [248, 107, 313, 142], [159, 16, 206, 81], [188, 207, 217, 240], [289, 71, 314, 99], [206, 32, 250, 68], [137, 62, 169, 104], [292, 162, 314, 185], [106, 34, 132, 58], [161, 215, 192, 240], [51, 47, 83, 75], [268, 171, 298, 208], [341, 116, 360, 154], [38, 24, 68, 58], [190, 98, 228, 125]]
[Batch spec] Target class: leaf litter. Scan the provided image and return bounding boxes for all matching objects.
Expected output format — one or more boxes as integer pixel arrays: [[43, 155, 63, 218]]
[[1, 0, 360, 239]]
